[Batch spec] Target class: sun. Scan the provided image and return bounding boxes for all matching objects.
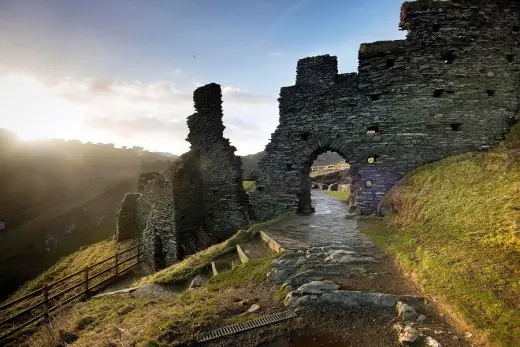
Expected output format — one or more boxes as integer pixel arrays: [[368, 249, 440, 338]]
[[0, 73, 87, 141]]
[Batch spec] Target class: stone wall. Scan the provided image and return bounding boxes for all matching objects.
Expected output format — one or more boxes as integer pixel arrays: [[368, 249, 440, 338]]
[[137, 174, 176, 270], [251, 0, 520, 219], [116, 83, 249, 270], [185, 83, 249, 245], [115, 193, 140, 241]]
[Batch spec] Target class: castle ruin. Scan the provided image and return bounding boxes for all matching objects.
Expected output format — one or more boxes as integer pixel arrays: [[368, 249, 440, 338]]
[[117, 84, 249, 270], [250, 0, 520, 219], [118, 0, 519, 269]]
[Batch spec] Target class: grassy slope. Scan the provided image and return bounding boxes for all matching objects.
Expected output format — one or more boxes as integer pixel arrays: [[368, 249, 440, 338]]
[[137, 212, 293, 286], [29, 252, 282, 346], [6, 239, 134, 302], [0, 141, 173, 299], [243, 180, 256, 192], [365, 125, 520, 346], [324, 190, 350, 204]]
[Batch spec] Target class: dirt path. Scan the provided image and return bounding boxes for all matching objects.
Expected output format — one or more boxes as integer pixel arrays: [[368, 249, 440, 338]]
[[252, 191, 472, 347]]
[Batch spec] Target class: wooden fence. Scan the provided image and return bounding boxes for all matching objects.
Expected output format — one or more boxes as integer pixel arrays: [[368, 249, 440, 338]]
[[0, 243, 142, 341], [310, 163, 349, 173]]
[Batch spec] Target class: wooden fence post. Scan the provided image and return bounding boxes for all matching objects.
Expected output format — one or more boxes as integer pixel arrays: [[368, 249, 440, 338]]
[[42, 284, 50, 322], [84, 267, 89, 298]]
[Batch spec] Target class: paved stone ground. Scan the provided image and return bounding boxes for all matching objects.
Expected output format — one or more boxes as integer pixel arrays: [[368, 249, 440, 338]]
[[264, 190, 374, 251], [261, 191, 471, 346]]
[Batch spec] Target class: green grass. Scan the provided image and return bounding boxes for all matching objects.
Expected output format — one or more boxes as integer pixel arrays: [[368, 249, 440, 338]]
[[365, 125, 520, 346], [324, 190, 350, 204], [137, 212, 294, 286], [243, 180, 256, 192], [206, 253, 280, 292], [28, 251, 282, 346], [5, 239, 134, 302]]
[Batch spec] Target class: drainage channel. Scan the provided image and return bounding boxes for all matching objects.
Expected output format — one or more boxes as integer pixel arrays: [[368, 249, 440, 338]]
[[198, 310, 297, 343]]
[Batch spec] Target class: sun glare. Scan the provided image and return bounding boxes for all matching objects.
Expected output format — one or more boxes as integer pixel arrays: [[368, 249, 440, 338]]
[[0, 73, 87, 141]]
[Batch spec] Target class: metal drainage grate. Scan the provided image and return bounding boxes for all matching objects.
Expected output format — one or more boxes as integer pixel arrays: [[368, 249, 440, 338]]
[[198, 310, 297, 343]]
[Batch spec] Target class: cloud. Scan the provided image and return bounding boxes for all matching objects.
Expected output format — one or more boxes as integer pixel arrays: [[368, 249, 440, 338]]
[[174, 68, 182, 75], [222, 86, 273, 105], [0, 73, 279, 155]]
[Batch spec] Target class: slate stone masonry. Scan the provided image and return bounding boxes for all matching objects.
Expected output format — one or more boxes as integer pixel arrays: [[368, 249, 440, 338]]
[[250, 0, 520, 219], [116, 84, 249, 270]]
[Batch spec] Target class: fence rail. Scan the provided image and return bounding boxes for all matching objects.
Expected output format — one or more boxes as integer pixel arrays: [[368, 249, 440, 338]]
[[0, 243, 142, 341], [310, 163, 349, 172]]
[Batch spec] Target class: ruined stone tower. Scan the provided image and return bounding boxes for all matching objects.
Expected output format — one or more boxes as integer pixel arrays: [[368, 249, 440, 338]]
[[116, 84, 249, 270], [173, 83, 249, 259], [250, 0, 520, 220]]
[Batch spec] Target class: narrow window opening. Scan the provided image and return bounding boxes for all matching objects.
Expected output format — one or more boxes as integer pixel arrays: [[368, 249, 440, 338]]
[[513, 26, 519, 33], [386, 59, 395, 68], [450, 123, 462, 132], [433, 24, 441, 32], [208, 213, 213, 218], [367, 125, 379, 134], [507, 54, 514, 63], [300, 132, 310, 141], [181, 215, 186, 221], [369, 94, 380, 101], [286, 163, 293, 171], [256, 185, 265, 192], [441, 51, 456, 64], [406, 57, 412, 63], [446, 90, 455, 95], [368, 155, 378, 164], [365, 180, 373, 188], [486, 90, 495, 97], [433, 89, 444, 98], [213, 189, 218, 193]]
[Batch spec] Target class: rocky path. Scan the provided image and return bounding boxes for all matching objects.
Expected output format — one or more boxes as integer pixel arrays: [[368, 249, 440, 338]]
[[261, 191, 470, 346], [264, 191, 374, 251]]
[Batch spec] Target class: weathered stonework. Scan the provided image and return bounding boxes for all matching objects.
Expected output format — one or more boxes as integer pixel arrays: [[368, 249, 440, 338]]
[[137, 172, 162, 193], [250, 0, 520, 219], [185, 84, 250, 245], [137, 175, 176, 270], [116, 84, 249, 270], [115, 193, 141, 241]]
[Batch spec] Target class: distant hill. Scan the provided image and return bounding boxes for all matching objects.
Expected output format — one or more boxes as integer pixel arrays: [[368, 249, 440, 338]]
[[240, 151, 344, 180], [0, 135, 176, 299]]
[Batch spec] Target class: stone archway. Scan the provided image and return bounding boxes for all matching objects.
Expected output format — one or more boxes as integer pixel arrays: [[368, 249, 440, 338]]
[[295, 144, 352, 215], [250, 0, 519, 221]]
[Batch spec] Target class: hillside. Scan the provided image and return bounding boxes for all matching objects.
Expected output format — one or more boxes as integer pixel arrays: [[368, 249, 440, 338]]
[[0, 135, 175, 300], [241, 151, 343, 180], [366, 123, 520, 346]]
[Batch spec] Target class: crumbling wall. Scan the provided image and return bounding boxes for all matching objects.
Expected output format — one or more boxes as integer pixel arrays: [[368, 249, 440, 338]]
[[137, 174, 176, 270], [137, 172, 162, 193], [170, 150, 208, 259], [115, 193, 141, 241], [116, 83, 249, 269], [183, 83, 249, 245], [251, 0, 520, 219]]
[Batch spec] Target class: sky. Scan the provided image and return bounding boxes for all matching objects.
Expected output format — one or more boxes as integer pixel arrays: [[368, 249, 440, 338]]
[[0, 0, 405, 155]]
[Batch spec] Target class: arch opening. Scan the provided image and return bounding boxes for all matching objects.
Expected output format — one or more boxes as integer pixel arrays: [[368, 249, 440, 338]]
[[299, 149, 351, 215]]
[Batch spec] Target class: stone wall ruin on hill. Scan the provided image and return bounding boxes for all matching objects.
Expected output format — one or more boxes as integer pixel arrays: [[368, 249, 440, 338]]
[[116, 84, 249, 270], [117, 0, 520, 269], [250, 0, 520, 220]]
